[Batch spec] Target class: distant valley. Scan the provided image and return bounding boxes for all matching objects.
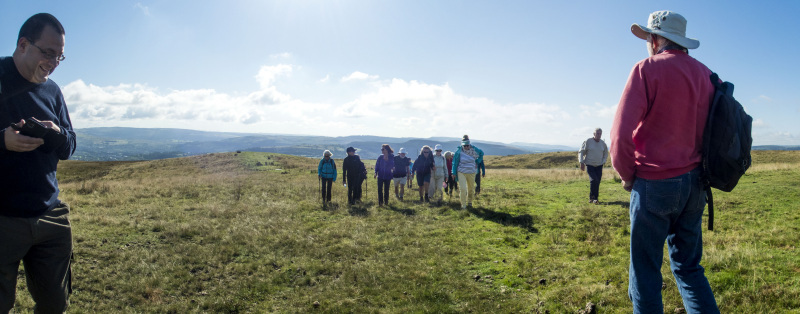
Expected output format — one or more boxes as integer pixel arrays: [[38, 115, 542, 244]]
[[71, 127, 576, 161], [71, 127, 799, 161]]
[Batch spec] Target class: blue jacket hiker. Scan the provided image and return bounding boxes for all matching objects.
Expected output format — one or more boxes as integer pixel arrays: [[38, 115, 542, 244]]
[[452, 135, 484, 209], [318, 150, 336, 203]]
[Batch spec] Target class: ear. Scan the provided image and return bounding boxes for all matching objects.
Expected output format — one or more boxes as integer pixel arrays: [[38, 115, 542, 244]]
[[17, 37, 28, 51]]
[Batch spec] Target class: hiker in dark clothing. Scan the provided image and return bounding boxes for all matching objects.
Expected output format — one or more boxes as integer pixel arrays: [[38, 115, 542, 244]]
[[445, 151, 457, 196], [374, 144, 395, 206], [475, 159, 486, 196], [411, 145, 436, 202], [317, 150, 337, 203], [342, 147, 366, 205]]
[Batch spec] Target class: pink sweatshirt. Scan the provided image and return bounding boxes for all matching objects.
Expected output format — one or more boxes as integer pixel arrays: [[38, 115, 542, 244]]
[[610, 50, 714, 182]]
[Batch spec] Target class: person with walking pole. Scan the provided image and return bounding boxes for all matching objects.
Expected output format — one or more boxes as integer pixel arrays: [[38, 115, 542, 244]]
[[318, 150, 337, 206], [412, 145, 435, 203], [374, 144, 394, 207], [342, 147, 366, 205]]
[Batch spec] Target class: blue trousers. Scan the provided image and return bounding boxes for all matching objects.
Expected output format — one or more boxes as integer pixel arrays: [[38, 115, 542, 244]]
[[628, 168, 719, 313], [586, 165, 603, 201]]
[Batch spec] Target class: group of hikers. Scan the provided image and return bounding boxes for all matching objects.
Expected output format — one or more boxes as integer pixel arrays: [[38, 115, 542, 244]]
[[317, 135, 485, 209], [2, 11, 727, 313]]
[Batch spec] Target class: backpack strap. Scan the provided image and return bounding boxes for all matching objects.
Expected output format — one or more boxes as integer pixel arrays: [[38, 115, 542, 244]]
[[706, 187, 714, 231]]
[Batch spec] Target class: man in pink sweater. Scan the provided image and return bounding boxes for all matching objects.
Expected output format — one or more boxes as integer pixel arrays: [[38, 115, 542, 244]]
[[610, 11, 719, 313]]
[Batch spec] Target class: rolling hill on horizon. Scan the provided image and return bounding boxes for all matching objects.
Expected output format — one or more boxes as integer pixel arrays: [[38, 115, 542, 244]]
[[71, 127, 577, 161], [71, 127, 799, 161]]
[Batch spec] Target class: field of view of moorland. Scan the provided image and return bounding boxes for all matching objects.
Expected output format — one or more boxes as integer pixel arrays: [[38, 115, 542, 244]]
[[12, 150, 800, 313]]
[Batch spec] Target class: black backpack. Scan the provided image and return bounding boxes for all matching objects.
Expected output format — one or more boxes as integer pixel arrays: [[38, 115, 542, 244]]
[[702, 73, 753, 231]]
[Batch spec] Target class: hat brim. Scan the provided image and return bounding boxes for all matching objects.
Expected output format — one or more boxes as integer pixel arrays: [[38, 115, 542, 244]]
[[631, 23, 699, 49]]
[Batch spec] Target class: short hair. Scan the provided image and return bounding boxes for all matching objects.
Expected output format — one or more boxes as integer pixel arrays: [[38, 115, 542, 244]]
[[651, 34, 687, 52], [381, 144, 393, 154], [594, 128, 602, 134], [18, 13, 65, 43], [323, 150, 332, 157]]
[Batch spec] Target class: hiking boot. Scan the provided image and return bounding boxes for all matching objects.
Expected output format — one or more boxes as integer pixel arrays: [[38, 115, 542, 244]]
[[424, 195, 430, 203]]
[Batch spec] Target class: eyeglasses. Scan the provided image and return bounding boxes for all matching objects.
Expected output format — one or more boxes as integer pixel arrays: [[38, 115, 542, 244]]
[[422, 151, 430, 154], [28, 40, 65, 62]]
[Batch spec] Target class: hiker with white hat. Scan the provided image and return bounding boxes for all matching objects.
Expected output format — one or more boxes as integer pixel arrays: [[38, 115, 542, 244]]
[[392, 148, 412, 201], [451, 135, 484, 209], [317, 150, 337, 204], [610, 10, 719, 312], [428, 144, 448, 205]]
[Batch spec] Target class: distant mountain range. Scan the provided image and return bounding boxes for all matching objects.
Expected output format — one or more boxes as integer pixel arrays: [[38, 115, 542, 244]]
[[71, 127, 577, 161], [70, 127, 800, 161]]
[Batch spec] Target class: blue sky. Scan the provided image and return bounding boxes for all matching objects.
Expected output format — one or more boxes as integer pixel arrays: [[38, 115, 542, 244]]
[[2, 0, 798, 146]]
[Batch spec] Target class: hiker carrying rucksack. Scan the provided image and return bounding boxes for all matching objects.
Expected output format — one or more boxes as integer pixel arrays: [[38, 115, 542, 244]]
[[317, 150, 337, 203], [701, 73, 753, 231], [342, 147, 366, 205], [610, 11, 720, 311]]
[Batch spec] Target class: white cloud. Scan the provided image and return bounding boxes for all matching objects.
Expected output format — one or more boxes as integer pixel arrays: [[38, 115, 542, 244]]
[[341, 71, 378, 82], [319, 75, 330, 83], [579, 102, 617, 119], [134, 3, 151, 16], [64, 63, 581, 144], [752, 118, 766, 128]]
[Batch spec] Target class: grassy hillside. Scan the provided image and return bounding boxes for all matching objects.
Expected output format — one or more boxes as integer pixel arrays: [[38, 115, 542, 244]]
[[486, 151, 608, 169], [485, 149, 797, 170], [10, 151, 799, 312]]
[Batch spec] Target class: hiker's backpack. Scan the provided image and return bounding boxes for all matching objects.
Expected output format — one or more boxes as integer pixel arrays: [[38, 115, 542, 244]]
[[321, 158, 336, 177], [357, 158, 367, 179], [702, 73, 753, 231]]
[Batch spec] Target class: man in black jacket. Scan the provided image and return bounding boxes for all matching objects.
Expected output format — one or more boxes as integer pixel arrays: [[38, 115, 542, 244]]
[[342, 147, 366, 205], [0, 13, 77, 313]]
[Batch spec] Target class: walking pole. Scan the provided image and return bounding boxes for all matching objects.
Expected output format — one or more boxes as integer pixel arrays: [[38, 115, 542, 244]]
[[319, 176, 323, 207]]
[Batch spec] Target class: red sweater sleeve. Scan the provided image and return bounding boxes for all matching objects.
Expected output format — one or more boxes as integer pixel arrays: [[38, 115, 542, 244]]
[[611, 63, 648, 182]]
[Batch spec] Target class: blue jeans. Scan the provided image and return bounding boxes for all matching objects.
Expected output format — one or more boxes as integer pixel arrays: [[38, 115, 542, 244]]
[[628, 168, 718, 313]]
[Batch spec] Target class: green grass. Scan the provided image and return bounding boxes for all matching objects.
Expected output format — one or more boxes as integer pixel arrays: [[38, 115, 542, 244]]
[[9, 151, 800, 313]]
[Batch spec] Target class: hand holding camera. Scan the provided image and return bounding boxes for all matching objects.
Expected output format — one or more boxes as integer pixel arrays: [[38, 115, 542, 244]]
[[6, 117, 66, 153]]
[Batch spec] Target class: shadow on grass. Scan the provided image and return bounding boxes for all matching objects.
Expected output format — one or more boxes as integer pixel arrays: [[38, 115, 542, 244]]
[[322, 202, 341, 211], [467, 206, 538, 233], [604, 201, 630, 208], [348, 204, 371, 217], [387, 204, 416, 216]]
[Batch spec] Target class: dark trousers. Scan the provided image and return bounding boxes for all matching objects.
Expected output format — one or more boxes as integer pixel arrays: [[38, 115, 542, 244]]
[[347, 176, 363, 204], [0, 204, 72, 313], [377, 178, 391, 205], [321, 178, 333, 202], [587, 165, 603, 201], [446, 175, 458, 195], [475, 173, 482, 194]]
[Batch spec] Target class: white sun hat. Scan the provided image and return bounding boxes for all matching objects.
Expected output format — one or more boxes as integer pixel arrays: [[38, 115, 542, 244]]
[[398, 148, 406, 154], [434, 144, 443, 151], [631, 10, 699, 49]]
